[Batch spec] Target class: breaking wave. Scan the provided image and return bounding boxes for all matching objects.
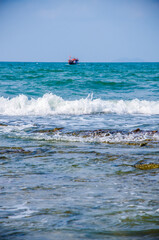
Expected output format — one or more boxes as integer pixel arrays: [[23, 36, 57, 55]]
[[0, 93, 159, 116]]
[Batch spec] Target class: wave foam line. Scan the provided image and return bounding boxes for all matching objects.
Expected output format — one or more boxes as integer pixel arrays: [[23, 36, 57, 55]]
[[0, 93, 159, 116], [19, 130, 159, 144]]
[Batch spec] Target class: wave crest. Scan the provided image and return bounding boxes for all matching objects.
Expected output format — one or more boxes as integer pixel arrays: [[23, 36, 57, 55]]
[[0, 93, 159, 116]]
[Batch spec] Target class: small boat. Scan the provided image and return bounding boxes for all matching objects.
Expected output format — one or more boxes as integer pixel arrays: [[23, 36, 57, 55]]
[[68, 57, 79, 65]]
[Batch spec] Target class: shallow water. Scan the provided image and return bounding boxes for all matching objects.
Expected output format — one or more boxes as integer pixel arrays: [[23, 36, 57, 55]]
[[0, 62, 159, 239]]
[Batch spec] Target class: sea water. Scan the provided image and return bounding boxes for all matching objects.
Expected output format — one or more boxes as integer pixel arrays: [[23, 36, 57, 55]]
[[0, 62, 159, 239]]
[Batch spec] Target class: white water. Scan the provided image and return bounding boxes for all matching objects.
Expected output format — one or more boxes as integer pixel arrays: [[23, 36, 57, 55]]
[[30, 131, 159, 144], [0, 93, 159, 116]]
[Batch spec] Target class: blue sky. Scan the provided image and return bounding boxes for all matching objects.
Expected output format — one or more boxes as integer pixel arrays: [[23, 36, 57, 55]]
[[0, 0, 159, 62]]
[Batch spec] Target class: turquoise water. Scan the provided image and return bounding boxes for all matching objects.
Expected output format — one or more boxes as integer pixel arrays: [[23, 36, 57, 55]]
[[0, 62, 159, 239]]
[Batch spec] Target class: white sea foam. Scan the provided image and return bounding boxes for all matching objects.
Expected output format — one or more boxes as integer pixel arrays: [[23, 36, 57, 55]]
[[4, 202, 35, 219], [0, 93, 159, 116], [25, 130, 159, 144]]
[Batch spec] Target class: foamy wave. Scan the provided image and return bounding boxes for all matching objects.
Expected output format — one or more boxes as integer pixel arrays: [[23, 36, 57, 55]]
[[25, 129, 159, 144], [0, 93, 159, 116]]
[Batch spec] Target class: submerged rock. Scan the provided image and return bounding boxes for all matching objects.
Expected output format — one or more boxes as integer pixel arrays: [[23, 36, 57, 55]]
[[134, 162, 159, 170], [0, 146, 31, 154], [35, 127, 64, 133], [140, 142, 148, 147], [132, 128, 141, 133], [126, 142, 139, 146], [131, 129, 158, 135], [0, 123, 8, 126]]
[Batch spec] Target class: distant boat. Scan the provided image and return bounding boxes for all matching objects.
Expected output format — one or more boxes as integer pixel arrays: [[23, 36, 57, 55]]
[[68, 57, 79, 65]]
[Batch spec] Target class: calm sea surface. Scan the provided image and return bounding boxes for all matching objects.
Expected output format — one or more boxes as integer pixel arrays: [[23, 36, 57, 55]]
[[0, 62, 159, 239]]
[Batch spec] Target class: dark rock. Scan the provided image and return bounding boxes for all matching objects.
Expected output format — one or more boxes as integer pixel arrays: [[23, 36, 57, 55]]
[[134, 162, 159, 170], [132, 128, 141, 133], [35, 127, 64, 133], [140, 142, 147, 147], [0, 123, 8, 126]]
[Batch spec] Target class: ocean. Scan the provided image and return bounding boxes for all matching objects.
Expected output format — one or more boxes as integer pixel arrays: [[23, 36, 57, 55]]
[[0, 62, 159, 239]]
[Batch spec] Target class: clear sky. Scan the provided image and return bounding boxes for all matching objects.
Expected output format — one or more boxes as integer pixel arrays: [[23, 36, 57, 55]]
[[0, 0, 159, 62]]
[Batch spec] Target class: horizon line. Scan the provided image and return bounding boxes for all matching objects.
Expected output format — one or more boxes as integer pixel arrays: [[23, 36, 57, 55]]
[[0, 61, 159, 63]]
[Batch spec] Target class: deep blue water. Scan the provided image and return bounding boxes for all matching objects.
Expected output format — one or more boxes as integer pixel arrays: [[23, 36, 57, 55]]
[[0, 62, 159, 240], [1, 62, 159, 101]]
